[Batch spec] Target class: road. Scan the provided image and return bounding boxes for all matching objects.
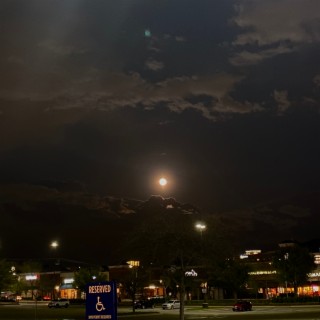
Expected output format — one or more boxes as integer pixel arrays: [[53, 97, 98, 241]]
[[133, 304, 320, 319], [0, 302, 320, 319]]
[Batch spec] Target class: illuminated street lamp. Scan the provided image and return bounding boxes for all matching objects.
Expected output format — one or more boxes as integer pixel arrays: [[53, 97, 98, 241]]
[[50, 241, 59, 249], [50, 240, 59, 263], [195, 223, 206, 240], [50, 240, 59, 262], [127, 260, 140, 312], [195, 222, 207, 305], [50, 240, 59, 299]]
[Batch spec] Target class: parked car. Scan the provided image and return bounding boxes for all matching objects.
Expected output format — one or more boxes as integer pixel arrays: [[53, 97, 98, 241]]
[[48, 298, 70, 308], [232, 300, 252, 311], [6, 295, 22, 302], [162, 300, 180, 310], [134, 299, 155, 309]]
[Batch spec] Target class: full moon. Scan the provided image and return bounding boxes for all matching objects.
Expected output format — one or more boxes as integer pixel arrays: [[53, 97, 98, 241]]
[[159, 178, 168, 186]]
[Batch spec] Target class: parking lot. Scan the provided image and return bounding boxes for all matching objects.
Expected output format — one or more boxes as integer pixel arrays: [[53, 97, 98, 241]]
[[1, 301, 320, 320]]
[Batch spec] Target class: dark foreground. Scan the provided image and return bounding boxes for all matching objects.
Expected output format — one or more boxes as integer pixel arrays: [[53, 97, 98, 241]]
[[1, 302, 320, 320]]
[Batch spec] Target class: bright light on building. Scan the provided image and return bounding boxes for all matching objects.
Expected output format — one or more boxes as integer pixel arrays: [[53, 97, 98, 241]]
[[127, 260, 140, 267], [185, 269, 198, 277], [248, 270, 277, 275], [64, 278, 74, 284], [240, 249, 261, 259], [308, 272, 320, 278], [245, 250, 261, 255]]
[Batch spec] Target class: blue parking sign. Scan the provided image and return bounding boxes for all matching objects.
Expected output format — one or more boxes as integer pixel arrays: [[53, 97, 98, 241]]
[[86, 281, 117, 320]]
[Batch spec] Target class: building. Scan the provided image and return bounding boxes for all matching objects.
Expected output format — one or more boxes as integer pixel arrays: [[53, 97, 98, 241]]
[[241, 242, 320, 299], [10, 258, 108, 300], [6, 240, 320, 301]]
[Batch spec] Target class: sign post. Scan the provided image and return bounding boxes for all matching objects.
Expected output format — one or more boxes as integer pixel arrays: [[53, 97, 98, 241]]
[[86, 281, 117, 320]]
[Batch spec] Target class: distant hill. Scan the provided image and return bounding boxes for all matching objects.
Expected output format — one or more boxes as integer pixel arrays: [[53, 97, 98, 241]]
[[215, 191, 320, 251], [0, 183, 200, 264], [1, 183, 319, 264]]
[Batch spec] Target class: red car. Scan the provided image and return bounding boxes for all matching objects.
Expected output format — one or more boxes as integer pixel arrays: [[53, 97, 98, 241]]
[[232, 300, 252, 312]]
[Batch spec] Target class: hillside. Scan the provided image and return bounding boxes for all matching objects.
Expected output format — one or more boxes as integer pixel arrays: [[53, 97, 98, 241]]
[[1, 183, 319, 264]]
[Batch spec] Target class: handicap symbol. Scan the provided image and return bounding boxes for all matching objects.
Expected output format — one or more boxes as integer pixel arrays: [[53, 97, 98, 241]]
[[96, 296, 106, 312]]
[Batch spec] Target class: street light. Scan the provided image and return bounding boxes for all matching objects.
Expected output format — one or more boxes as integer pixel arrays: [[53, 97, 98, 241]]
[[284, 253, 289, 298], [50, 240, 59, 299], [127, 260, 140, 312], [50, 240, 59, 264], [195, 222, 207, 305], [50, 241, 59, 249], [195, 223, 206, 240]]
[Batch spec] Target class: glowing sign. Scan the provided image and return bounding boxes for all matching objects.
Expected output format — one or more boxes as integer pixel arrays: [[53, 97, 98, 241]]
[[64, 278, 74, 284], [86, 281, 117, 320], [248, 270, 277, 275], [308, 272, 320, 278], [127, 260, 140, 267], [26, 275, 38, 280], [245, 250, 261, 255], [185, 269, 198, 277]]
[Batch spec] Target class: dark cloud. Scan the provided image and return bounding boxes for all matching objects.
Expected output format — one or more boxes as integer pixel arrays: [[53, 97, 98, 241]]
[[0, 1, 320, 262]]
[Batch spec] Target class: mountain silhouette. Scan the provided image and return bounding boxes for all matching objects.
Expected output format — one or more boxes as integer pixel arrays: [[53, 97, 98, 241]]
[[1, 183, 319, 264]]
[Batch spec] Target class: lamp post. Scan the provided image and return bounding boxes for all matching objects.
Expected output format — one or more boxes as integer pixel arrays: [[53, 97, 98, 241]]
[[50, 241, 59, 299], [127, 260, 140, 312], [195, 223, 207, 305], [50, 240, 59, 249], [284, 253, 289, 299], [50, 240, 60, 266], [195, 223, 206, 240]]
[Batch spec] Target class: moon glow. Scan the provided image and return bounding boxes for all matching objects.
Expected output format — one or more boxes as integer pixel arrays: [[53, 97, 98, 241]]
[[159, 178, 168, 186]]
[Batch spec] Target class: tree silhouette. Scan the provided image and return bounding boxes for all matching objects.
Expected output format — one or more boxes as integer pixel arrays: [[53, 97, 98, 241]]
[[74, 267, 108, 293], [273, 244, 316, 296], [124, 196, 233, 320], [0, 259, 15, 295]]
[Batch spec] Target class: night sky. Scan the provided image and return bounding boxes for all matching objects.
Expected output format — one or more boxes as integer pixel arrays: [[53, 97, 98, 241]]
[[1, 1, 320, 264]]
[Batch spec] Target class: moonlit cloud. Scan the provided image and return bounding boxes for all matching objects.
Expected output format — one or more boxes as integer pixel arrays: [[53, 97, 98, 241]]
[[231, 0, 320, 67], [145, 58, 165, 71], [2, 0, 318, 125], [38, 39, 87, 56], [0, 63, 262, 125], [273, 90, 291, 114], [313, 75, 320, 87], [229, 45, 296, 66], [233, 0, 320, 46], [1, 1, 320, 264]]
